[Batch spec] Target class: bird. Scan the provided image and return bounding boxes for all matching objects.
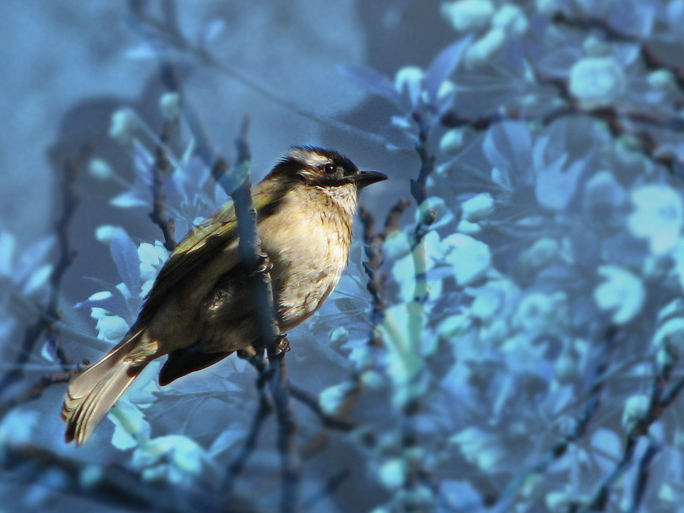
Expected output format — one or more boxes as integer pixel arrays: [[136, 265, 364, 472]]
[[61, 146, 387, 445]]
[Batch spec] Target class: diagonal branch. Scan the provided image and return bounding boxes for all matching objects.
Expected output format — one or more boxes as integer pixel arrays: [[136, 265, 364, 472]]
[[494, 326, 621, 509], [0, 145, 91, 395], [129, 2, 386, 148], [202, 112, 301, 513], [149, 120, 177, 251], [223, 355, 273, 493], [552, 12, 684, 91]]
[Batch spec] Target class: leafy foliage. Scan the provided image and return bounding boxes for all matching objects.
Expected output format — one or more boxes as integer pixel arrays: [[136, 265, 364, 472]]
[[3, 1, 684, 512]]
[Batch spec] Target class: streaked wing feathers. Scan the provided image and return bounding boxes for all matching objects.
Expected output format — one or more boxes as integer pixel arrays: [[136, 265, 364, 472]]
[[141, 183, 291, 315]]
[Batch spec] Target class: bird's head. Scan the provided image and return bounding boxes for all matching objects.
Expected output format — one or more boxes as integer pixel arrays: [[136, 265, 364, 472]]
[[267, 146, 387, 191]]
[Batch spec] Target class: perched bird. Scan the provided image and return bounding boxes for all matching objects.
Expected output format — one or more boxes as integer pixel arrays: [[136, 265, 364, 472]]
[[62, 146, 387, 445]]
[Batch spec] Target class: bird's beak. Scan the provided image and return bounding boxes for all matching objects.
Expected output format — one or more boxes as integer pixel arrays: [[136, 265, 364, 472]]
[[354, 170, 388, 188]]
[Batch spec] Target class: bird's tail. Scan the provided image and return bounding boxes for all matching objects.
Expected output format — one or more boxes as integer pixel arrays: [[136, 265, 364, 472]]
[[61, 329, 157, 445]]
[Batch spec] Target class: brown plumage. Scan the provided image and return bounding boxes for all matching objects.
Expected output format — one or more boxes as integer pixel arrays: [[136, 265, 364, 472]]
[[61, 147, 387, 445]]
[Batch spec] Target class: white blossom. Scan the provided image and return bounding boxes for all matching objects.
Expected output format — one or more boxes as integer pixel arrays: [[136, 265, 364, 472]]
[[133, 435, 207, 484], [378, 458, 407, 490], [319, 381, 356, 415], [108, 108, 137, 145], [520, 238, 559, 271], [95, 225, 119, 245], [582, 35, 609, 57], [159, 92, 181, 120], [569, 56, 626, 107], [648, 70, 676, 91], [593, 266, 645, 324], [622, 394, 650, 430], [492, 4, 527, 36], [450, 427, 505, 472], [443, 234, 491, 285], [441, 0, 494, 32], [88, 158, 115, 181], [457, 219, 482, 235], [91, 307, 129, 343], [461, 193, 495, 222], [394, 66, 424, 106], [440, 128, 466, 155], [465, 28, 506, 68], [628, 184, 684, 255]]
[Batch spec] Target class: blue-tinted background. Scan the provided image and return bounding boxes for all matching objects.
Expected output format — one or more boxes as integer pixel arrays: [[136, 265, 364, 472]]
[[2, 1, 684, 512]]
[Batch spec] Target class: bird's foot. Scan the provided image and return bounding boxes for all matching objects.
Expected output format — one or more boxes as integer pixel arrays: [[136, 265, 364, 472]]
[[267, 334, 290, 358], [254, 253, 273, 275]]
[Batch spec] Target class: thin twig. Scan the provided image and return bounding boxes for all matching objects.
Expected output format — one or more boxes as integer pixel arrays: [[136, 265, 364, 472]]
[[494, 326, 621, 509], [359, 198, 411, 329], [287, 384, 360, 434], [149, 120, 177, 251], [206, 114, 301, 513], [410, 112, 435, 208], [572, 345, 676, 511], [302, 468, 351, 511], [552, 12, 684, 91], [575, 338, 684, 512], [0, 145, 91, 394], [627, 439, 660, 513], [0, 364, 88, 418], [129, 3, 386, 148], [224, 356, 273, 492], [269, 352, 301, 513], [2, 441, 255, 513]]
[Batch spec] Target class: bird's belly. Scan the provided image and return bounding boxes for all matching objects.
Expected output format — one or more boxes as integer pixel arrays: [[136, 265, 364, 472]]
[[259, 209, 349, 331], [274, 262, 343, 330]]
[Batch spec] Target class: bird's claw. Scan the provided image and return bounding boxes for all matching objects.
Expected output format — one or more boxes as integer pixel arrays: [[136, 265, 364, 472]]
[[267, 335, 290, 358], [254, 253, 273, 275]]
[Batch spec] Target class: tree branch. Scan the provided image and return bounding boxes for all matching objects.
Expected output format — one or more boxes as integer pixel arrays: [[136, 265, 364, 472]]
[[495, 326, 621, 508], [552, 11, 684, 91], [0, 145, 90, 395], [149, 120, 177, 251]]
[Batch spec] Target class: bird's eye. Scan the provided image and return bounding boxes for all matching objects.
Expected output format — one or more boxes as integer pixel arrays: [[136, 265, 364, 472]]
[[323, 164, 336, 174]]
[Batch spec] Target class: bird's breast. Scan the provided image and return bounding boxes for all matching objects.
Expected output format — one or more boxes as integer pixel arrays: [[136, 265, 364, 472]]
[[258, 188, 354, 330]]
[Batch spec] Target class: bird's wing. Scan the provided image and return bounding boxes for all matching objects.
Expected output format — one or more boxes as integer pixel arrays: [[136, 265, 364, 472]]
[[140, 181, 292, 316]]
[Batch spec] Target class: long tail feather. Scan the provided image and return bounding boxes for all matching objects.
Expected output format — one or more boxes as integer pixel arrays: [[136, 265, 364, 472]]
[[62, 330, 155, 445]]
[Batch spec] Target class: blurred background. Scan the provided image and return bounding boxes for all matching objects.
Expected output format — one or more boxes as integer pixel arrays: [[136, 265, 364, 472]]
[[2, 1, 684, 512], [0, 0, 444, 303]]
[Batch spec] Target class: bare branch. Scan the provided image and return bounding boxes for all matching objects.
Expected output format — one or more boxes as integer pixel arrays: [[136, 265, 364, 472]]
[[442, 96, 684, 178], [0, 145, 90, 394], [2, 441, 256, 513], [495, 326, 621, 508], [410, 112, 435, 207], [129, 3, 385, 147], [269, 351, 301, 513], [149, 120, 177, 251], [288, 383, 361, 435], [224, 355, 273, 493], [0, 363, 87, 418], [552, 12, 684, 91], [303, 468, 351, 512]]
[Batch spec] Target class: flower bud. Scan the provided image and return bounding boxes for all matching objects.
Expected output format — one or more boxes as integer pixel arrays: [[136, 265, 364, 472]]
[[95, 225, 119, 245], [440, 129, 466, 156], [622, 394, 650, 430], [569, 56, 626, 107], [159, 92, 181, 121], [493, 4, 528, 36], [88, 158, 115, 181], [108, 108, 137, 145], [441, 0, 494, 32], [462, 193, 495, 222], [378, 458, 407, 490], [319, 381, 356, 415]]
